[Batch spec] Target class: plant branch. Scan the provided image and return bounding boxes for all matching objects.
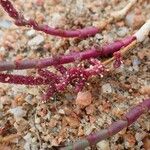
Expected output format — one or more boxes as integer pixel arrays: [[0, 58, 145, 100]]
[[0, 0, 138, 38], [0, 36, 135, 71], [103, 40, 137, 66], [0, 59, 106, 101], [61, 98, 150, 150], [111, 0, 137, 21], [0, 73, 51, 85], [0, 0, 99, 38]]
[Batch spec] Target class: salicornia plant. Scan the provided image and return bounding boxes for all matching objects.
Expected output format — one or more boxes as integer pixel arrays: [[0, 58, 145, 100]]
[[0, 0, 149, 149]]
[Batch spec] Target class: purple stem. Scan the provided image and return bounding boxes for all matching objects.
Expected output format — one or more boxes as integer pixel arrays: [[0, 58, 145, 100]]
[[0, 73, 50, 85], [0, 0, 99, 38], [61, 98, 150, 150], [38, 69, 60, 83], [0, 59, 107, 101], [0, 36, 136, 71]]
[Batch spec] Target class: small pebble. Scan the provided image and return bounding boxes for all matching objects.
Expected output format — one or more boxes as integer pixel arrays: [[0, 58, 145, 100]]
[[75, 91, 92, 107], [50, 13, 63, 27], [97, 140, 110, 150], [117, 27, 128, 37], [25, 95, 34, 105], [23, 133, 32, 141], [132, 57, 141, 66], [24, 142, 31, 150], [23, 133, 32, 150], [9, 106, 26, 118], [125, 12, 135, 27], [0, 20, 12, 29], [102, 83, 112, 93], [84, 124, 96, 135], [125, 13, 145, 29], [35, 117, 41, 124], [26, 29, 36, 37], [58, 109, 65, 114], [0, 46, 5, 55], [0, 30, 3, 41], [132, 57, 141, 72], [95, 33, 103, 40], [65, 116, 80, 128], [28, 34, 44, 46]]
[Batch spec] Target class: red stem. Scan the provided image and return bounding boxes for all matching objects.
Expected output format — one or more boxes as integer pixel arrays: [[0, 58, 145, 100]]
[[0, 73, 50, 85], [0, 0, 99, 38], [61, 98, 150, 150], [0, 36, 136, 71]]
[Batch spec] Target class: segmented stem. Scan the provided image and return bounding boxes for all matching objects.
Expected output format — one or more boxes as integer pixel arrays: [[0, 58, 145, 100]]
[[0, 73, 50, 85], [61, 98, 150, 150], [0, 36, 136, 71], [0, 0, 99, 38]]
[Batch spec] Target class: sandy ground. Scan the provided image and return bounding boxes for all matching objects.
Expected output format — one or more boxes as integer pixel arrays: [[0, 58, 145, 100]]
[[0, 0, 149, 150]]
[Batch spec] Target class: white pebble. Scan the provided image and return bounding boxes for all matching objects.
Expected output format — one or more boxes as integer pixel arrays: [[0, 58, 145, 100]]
[[138, 141, 143, 147], [25, 95, 34, 105], [128, 66, 133, 72], [84, 124, 96, 135], [28, 34, 44, 46], [13, 69, 27, 76], [0, 20, 12, 29], [35, 124, 43, 132], [76, 0, 85, 14], [23, 133, 32, 141], [35, 117, 40, 124], [133, 57, 141, 66], [125, 13, 135, 27], [9, 106, 26, 118], [97, 140, 110, 150], [117, 27, 128, 37], [135, 132, 146, 141], [23, 133, 32, 150], [26, 29, 36, 37], [58, 109, 65, 114], [0, 30, 3, 42], [10, 84, 26, 96], [24, 142, 31, 150], [95, 33, 103, 40], [132, 57, 141, 71], [102, 83, 112, 93], [0, 47, 5, 55], [50, 13, 63, 27]]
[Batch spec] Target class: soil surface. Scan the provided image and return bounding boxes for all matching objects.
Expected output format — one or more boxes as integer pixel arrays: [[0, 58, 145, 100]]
[[0, 0, 149, 150]]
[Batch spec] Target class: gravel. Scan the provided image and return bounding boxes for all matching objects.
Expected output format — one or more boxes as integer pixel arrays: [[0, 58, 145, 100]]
[[0, 0, 149, 149]]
